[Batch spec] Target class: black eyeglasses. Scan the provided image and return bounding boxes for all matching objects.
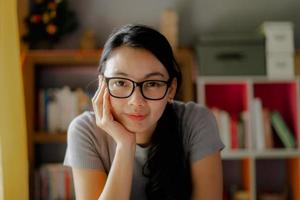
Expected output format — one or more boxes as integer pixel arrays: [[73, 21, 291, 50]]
[[104, 77, 172, 100]]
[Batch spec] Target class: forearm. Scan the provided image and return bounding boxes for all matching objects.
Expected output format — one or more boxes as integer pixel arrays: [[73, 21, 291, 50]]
[[98, 144, 135, 200], [191, 152, 223, 200]]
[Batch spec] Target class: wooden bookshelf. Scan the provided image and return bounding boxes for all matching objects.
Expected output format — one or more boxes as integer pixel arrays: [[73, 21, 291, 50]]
[[34, 132, 67, 143], [22, 49, 101, 199]]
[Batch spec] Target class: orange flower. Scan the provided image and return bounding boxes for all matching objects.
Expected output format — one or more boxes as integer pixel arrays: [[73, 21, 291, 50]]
[[46, 24, 57, 34], [48, 2, 57, 10]]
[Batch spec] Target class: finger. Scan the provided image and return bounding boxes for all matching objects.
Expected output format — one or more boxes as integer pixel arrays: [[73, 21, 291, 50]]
[[93, 79, 106, 119], [91, 76, 103, 102], [98, 74, 103, 82], [102, 88, 113, 122], [96, 78, 106, 104], [91, 86, 100, 102]]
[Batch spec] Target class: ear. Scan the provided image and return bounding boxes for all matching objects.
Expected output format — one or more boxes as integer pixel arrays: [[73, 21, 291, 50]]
[[168, 78, 177, 100]]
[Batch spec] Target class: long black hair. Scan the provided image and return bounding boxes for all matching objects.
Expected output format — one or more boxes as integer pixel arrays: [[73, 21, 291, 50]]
[[98, 24, 191, 200]]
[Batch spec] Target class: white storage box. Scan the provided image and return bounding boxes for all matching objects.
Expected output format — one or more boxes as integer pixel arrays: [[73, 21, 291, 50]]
[[262, 22, 294, 53], [266, 52, 294, 78]]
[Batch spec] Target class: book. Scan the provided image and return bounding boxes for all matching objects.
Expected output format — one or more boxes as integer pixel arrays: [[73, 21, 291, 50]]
[[270, 111, 296, 148], [56, 86, 79, 131], [213, 109, 231, 150], [237, 116, 245, 149], [262, 109, 274, 148], [44, 89, 50, 131], [47, 89, 60, 133], [219, 110, 231, 150], [241, 111, 251, 149], [251, 98, 265, 150], [230, 117, 239, 149], [38, 86, 91, 132], [211, 108, 231, 150], [37, 164, 75, 199], [38, 89, 45, 131]]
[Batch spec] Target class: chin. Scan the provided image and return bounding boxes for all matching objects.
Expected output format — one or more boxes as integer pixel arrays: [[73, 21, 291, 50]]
[[125, 124, 149, 133], [122, 120, 154, 134], [116, 114, 157, 134]]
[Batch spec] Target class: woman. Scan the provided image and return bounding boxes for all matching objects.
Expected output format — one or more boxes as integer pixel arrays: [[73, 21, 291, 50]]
[[64, 24, 224, 200]]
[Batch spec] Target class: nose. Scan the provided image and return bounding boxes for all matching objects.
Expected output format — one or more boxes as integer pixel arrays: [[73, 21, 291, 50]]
[[128, 86, 146, 106]]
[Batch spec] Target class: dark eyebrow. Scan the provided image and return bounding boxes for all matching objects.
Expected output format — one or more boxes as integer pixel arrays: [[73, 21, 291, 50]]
[[112, 71, 166, 79]]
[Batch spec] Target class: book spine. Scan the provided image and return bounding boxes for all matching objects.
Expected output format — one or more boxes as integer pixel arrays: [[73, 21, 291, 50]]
[[270, 111, 296, 148]]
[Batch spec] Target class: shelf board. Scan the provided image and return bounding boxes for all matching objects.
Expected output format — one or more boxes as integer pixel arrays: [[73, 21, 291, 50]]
[[198, 76, 300, 82], [221, 150, 252, 159], [222, 149, 300, 159], [253, 149, 300, 159], [34, 132, 67, 143], [27, 49, 102, 64]]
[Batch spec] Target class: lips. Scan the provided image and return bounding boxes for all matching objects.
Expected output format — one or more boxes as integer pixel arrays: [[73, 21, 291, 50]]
[[125, 113, 146, 121]]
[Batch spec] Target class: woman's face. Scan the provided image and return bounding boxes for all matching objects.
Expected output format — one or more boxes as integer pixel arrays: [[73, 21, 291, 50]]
[[103, 46, 177, 143]]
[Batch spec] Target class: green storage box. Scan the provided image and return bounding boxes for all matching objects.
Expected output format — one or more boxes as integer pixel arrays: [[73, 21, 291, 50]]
[[195, 35, 266, 76]]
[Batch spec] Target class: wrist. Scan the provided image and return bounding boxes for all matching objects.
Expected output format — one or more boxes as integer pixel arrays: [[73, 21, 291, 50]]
[[116, 133, 136, 148], [116, 140, 136, 153]]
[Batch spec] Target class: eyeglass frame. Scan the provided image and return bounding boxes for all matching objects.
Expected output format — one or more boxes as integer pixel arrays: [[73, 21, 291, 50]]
[[104, 76, 173, 100]]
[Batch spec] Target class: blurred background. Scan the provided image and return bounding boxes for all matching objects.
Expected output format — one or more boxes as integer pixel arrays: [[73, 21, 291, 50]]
[[1, 0, 300, 199], [19, 0, 300, 49]]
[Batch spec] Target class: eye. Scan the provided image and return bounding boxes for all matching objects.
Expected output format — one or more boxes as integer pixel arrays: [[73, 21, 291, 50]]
[[144, 81, 165, 87], [115, 80, 126, 86], [111, 79, 130, 87]]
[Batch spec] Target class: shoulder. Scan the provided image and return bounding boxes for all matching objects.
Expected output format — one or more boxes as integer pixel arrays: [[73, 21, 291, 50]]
[[65, 111, 116, 171], [172, 101, 215, 126], [68, 111, 96, 138], [69, 111, 96, 131], [172, 101, 224, 161]]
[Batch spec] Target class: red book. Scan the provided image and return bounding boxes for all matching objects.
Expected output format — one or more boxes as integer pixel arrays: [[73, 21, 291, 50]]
[[231, 117, 239, 149], [64, 168, 71, 200]]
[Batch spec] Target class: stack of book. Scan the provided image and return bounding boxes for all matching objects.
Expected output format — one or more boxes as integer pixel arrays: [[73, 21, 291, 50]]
[[38, 86, 91, 133], [212, 108, 250, 150], [35, 164, 75, 200], [261, 21, 295, 79], [212, 98, 296, 151], [251, 98, 296, 150]]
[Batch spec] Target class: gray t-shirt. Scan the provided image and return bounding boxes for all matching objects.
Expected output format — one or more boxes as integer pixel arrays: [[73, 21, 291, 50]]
[[64, 101, 224, 199]]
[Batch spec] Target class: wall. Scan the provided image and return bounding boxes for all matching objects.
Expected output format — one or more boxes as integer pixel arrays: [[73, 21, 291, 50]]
[[57, 0, 300, 48], [0, 0, 29, 199]]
